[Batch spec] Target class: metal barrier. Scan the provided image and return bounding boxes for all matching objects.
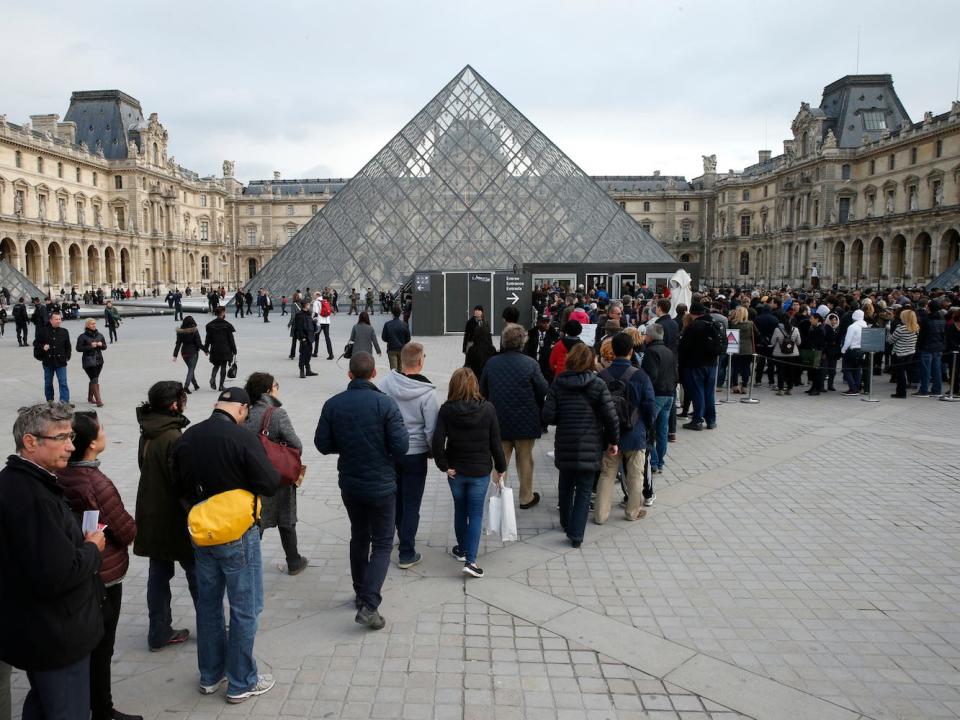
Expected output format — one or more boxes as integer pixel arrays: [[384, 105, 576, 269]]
[[941, 351, 959, 402], [740, 355, 760, 404]]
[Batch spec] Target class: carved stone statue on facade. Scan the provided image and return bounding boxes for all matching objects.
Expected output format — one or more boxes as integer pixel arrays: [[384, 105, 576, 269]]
[[934, 182, 944, 207], [38, 195, 47, 219], [909, 188, 919, 211], [14, 193, 23, 215], [77, 204, 85, 225], [701, 154, 717, 173], [923, 111, 934, 125], [58, 198, 66, 222], [223, 160, 235, 178], [94, 206, 102, 227], [828, 206, 836, 224], [866, 195, 875, 217], [127, 140, 139, 158], [886, 193, 895, 214], [823, 129, 837, 149], [95, 139, 104, 157]]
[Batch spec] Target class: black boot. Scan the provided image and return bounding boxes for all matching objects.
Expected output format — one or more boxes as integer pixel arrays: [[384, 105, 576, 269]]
[[305, 364, 318, 377], [299, 367, 306, 378]]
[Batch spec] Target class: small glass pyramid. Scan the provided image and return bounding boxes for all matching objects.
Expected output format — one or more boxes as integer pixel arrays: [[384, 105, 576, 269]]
[[248, 65, 674, 293]]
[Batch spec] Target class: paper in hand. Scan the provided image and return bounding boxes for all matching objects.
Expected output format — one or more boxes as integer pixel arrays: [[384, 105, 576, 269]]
[[81, 510, 100, 534]]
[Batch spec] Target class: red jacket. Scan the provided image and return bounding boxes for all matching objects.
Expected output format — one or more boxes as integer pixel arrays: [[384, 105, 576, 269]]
[[58, 463, 137, 585]]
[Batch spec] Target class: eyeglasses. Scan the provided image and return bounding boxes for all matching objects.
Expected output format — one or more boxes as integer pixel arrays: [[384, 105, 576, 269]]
[[273, 382, 280, 390], [33, 432, 76, 443]]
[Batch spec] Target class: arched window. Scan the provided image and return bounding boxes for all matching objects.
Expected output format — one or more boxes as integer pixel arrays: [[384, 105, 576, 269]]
[[152, 143, 159, 165], [643, 201, 650, 212], [679, 253, 690, 263]]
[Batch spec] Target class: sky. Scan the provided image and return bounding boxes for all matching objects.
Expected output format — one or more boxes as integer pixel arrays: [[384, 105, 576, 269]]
[[4, 0, 959, 184]]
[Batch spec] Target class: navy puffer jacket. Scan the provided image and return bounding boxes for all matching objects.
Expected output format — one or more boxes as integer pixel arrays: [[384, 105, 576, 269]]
[[479, 350, 550, 440], [542, 372, 619, 472], [314, 379, 409, 498]]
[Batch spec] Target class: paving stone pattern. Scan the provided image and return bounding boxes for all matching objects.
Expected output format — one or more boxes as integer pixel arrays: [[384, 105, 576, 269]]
[[2, 308, 958, 719]]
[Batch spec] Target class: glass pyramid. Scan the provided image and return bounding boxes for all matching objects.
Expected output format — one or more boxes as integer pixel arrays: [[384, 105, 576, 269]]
[[246, 65, 675, 294], [0, 260, 45, 302]]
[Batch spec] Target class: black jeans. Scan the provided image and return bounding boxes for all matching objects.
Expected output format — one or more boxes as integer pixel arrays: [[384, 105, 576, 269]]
[[90, 583, 122, 720], [147, 558, 198, 649], [24, 656, 89, 720], [298, 338, 312, 369], [16, 321, 28, 345], [174, 307, 184, 321], [235, 304, 244, 318], [395, 452, 428, 562], [893, 353, 914, 396], [341, 491, 395, 611], [210, 363, 227, 389], [755, 347, 775, 384], [183, 353, 199, 389], [260, 525, 300, 567], [107, 325, 118, 343], [558, 470, 594, 543], [315, 324, 333, 357]]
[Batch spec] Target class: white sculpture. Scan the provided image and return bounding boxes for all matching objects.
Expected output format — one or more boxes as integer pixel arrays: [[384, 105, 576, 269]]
[[668, 268, 693, 318]]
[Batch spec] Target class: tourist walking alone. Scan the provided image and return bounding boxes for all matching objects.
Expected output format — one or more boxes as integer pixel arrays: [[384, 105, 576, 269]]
[[349, 311, 381, 358], [203, 307, 237, 392], [76, 318, 108, 407], [173, 316, 206, 393], [104, 301, 121, 344]]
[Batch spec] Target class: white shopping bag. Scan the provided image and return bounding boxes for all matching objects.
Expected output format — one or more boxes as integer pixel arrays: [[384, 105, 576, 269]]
[[499, 486, 518, 543], [486, 486, 503, 536]]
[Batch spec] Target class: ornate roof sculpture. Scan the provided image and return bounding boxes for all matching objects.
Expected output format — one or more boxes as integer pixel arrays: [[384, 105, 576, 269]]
[[247, 65, 674, 293]]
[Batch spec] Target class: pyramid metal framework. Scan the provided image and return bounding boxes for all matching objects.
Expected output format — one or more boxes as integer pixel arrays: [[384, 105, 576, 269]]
[[246, 66, 674, 294], [928, 259, 960, 290], [0, 261, 45, 302]]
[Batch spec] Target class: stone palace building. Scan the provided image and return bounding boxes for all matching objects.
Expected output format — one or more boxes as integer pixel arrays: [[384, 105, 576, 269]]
[[1, 74, 958, 295]]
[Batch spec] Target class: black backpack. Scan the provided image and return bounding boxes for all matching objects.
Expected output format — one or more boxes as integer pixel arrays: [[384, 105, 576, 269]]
[[704, 319, 728, 357], [600, 367, 639, 433]]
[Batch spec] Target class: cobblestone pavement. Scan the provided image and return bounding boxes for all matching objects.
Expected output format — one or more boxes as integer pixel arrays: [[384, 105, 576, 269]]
[[2, 310, 959, 719]]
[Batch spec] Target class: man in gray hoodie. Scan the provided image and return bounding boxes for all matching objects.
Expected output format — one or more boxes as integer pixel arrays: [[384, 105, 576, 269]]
[[378, 342, 438, 569]]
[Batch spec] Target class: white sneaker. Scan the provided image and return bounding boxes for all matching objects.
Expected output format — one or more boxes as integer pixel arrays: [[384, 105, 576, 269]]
[[199, 677, 227, 695], [643, 495, 656, 508], [546, 450, 555, 458], [226, 674, 275, 704]]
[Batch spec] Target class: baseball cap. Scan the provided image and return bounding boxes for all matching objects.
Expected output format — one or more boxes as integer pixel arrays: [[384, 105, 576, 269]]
[[217, 387, 251, 405]]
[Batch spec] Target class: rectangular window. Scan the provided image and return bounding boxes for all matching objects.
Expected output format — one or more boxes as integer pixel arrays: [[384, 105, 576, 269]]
[[76, 167, 81, 182], [839, 197, 851, 223], [246, 227, 257, 245], [286, 226, 296, 241], [681, 223, 691, 242], [37, 157, 43, 173], [763, 185, 768, 198], [888, 154, 895, 170], [114, 175, 123, 190], [641, 223, 652, 233], [200, 194, 207, 208], [742, 190, 750, 201], [643, 201, 650, 212], [310, 204, 318, 214], [910, 147, 918, 165], [936, 139, 943, 158], [618, 201, 626, 209], [14, 151, 22, 168], [57, 162, 63, 178], [841, 164, 851, 180], [739, 215, 751, 236], [862, 110, 887, 130], [200, 221, 209, 241], [682, 200, 690, 211], [246, 205, 254, 216], [869, 159, 875, 175], [286, 204, 295, 216], [201, 256, 210, 277], [92, 172, 97, 186]]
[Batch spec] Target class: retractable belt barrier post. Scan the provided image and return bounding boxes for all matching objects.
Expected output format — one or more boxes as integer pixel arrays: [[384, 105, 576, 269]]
[[942, 351, 959, 402], [861, 352, 879, 403], [741, 354, 760, 404]]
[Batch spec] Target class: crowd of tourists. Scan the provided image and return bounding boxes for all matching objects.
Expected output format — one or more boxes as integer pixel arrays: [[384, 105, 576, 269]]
[[2, 275, 958, 720]]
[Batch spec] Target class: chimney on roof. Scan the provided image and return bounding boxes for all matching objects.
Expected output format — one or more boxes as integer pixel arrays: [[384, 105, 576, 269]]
[[758, 150, 771, 163], [56, 121, 76, 145], [653, 170, 660, 177], [273, 171, 281, 181], [30, 114, 59, 137]]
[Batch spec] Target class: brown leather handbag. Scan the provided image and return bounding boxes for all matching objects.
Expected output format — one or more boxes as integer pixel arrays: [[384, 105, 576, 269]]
[[258, 406, 305, 487]]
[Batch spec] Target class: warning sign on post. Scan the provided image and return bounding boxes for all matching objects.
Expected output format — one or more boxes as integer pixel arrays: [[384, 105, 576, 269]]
[[726, 329, 740, 354]]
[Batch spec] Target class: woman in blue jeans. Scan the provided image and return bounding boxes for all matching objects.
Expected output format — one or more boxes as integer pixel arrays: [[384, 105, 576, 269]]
[[432, 367, 506, 578], [542, 343, 619, 548]]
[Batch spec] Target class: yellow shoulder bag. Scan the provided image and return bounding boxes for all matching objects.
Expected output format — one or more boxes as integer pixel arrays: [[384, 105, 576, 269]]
[[188, 489, 260, 547]]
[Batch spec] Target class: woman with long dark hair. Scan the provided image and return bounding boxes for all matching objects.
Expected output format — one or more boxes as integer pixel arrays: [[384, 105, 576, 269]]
[[172, 316, 205, 394], [243, 372, 308, 575], [349, 311, 381, 357], [76, 317, 108, 407], [464, 325, 497, 379]]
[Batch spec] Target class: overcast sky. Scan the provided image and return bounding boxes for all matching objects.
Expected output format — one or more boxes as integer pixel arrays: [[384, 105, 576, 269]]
[[5, 0, 959, 184]]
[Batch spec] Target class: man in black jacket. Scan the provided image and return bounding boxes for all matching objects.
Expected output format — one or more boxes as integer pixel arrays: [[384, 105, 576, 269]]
[[293, 301, 318, 379], [381, 306, 411, 371], [0, 402, 106, 720], [642, 323, 677, 474], [677, 303, 719, 431], [35, 311, 71, 403], [13, 297, 29, 347], [523, 315, 559, 382], [173, 388, 280, 704]]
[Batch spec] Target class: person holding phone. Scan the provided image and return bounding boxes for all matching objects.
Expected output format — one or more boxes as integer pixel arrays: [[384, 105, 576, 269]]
[[0, 403, 106, 720]]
